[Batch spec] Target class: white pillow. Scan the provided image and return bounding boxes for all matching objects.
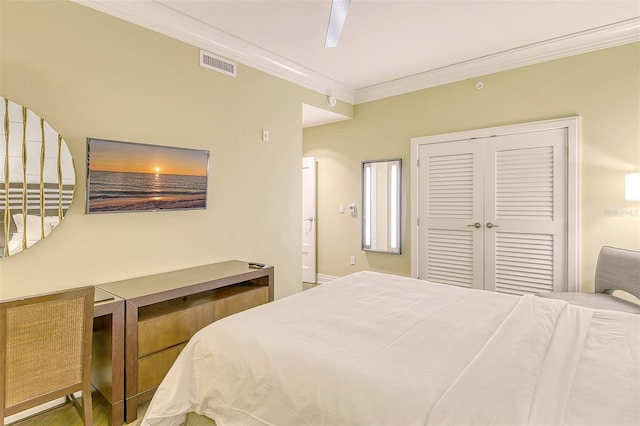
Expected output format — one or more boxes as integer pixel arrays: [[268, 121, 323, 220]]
[[44, 216, 60, 227], [8, 236, 23, 255], [44, 216, 60, 236], [7, 233, 39, 255], [12, 214, 49, 241]]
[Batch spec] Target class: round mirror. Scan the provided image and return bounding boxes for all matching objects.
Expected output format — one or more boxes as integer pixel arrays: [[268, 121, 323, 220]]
[[0, 96, 75, 257]]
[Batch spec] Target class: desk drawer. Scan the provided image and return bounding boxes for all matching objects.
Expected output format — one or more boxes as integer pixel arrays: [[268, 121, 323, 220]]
[[215, 286, 269, 320], [138, 300, 216, 357], [137, 343, 187, 392]]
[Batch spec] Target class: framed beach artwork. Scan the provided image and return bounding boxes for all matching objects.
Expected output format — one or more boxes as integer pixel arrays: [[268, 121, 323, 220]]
[[86, 138, 209, 214]]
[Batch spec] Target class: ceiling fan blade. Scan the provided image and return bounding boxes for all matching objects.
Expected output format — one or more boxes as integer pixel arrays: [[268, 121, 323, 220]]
[[325, 0, 351, 48]]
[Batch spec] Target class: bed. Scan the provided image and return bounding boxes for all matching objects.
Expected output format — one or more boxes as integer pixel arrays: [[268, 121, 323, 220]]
[[141, 271, 639, 426]]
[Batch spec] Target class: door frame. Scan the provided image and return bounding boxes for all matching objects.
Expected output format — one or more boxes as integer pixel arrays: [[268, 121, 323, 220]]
[[410, 116, 580, 292]]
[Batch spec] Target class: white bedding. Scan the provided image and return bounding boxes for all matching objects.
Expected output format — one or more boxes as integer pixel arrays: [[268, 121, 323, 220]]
[[141, 271, 639, 426]]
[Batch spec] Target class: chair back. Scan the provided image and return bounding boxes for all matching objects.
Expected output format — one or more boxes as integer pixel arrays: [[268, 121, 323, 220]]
[[594, 246, 640, 299], [0, 286, 94, 420]]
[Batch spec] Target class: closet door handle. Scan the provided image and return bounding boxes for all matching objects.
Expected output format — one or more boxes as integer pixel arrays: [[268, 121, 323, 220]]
[[486, 222, 499, 229], [467, 222, 482, 228]]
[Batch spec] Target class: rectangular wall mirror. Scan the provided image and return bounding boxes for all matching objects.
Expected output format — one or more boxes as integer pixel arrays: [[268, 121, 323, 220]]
[[362, 159, 401, 254]]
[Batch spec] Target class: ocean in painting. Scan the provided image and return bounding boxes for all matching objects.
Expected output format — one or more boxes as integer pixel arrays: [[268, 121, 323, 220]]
[[88, 171, 207, 212]]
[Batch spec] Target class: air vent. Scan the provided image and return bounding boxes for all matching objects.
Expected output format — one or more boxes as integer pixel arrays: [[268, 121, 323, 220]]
[[200, 50, 237, 77]]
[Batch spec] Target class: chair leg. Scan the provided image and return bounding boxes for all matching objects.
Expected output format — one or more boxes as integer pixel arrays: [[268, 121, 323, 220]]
[[82, 389, 93, 426], [68, 391, 92, 426]]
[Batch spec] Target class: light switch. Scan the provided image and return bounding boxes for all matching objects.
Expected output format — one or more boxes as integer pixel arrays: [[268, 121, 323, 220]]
[[339, 204, 345, 214]]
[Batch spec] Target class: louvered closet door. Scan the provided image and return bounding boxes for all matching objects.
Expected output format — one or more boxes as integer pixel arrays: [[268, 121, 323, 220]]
[[484, 129, 567, 294], [417, 128, 568, 294], [417, 141, 484, 289]]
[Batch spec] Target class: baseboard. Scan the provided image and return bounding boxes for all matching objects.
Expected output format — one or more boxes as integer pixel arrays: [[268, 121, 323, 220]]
[[4, 393, 80, 424]]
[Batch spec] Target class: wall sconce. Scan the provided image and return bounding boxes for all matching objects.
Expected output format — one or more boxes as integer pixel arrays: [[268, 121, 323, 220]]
[[625, 172, 640, 201]]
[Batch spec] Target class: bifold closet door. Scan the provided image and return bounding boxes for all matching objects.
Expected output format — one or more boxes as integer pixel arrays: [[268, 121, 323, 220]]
[[417, 128, 567, 294], [417, 140, 484, 290]]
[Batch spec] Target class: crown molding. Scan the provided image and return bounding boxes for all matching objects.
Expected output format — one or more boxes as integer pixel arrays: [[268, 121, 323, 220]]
[[72, 1, 638, 106], [355, 17, 640, 104], [72, 0, 356, 104]]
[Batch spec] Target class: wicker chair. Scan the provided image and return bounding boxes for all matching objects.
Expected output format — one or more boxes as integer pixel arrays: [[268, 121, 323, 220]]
[[0, 286, 95, 425]]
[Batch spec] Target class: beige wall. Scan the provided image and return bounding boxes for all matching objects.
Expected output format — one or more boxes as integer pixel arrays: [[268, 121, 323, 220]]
[[304, 42, 640, 292], [0, 1, 329, 300], [1, 2, 637, 298]]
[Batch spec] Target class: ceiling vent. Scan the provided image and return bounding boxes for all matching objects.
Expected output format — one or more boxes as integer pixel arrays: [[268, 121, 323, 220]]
[[200, 50, 237, 77]]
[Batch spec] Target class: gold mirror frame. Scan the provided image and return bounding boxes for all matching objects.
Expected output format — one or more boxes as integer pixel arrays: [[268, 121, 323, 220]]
[[0, 96, 75, 257]]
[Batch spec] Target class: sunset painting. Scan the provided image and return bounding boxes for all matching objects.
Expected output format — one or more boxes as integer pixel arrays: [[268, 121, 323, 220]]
[[86, 138, 209, 213]]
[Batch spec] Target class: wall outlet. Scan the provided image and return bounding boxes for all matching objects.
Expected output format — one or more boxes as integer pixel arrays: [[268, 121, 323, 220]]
[[350, 255, 356, 265]]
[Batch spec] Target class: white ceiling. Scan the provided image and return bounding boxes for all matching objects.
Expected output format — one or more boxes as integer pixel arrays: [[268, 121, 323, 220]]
[[75, 0, 639, 126]]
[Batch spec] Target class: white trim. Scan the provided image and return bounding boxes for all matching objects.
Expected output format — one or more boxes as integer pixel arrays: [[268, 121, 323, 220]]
[[71, 0, 356, 104], [3, 391, 84, 424], [71, 1, 639, 105], [356, 19, 639, 104], [316, 274, 339, 284], [410, 116, 580, 292], [4, 399, 65, 424], [567, 119, 581, 293]]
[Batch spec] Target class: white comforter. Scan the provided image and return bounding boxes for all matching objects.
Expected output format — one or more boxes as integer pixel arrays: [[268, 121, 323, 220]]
[[142, 271, 639, 426]]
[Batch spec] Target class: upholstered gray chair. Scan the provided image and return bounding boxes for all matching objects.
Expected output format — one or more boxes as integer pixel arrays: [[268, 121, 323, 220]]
[[536, 246, 640, 314]]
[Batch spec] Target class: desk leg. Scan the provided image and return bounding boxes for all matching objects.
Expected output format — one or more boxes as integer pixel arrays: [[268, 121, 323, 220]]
[[124, 300, 140, 424], [92, 302, 125, 426]]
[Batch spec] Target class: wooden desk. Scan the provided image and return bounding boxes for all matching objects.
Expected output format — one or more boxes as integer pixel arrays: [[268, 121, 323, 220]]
[[96, 260, 274, 424], [92, 288, 125, 426]]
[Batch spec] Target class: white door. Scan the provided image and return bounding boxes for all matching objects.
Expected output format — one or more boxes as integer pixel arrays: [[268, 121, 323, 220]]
[[483, 130, 566, 294], [418, 140, 485, 289], [417, 128, 568, 294], [302, 157, 317, 283]]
